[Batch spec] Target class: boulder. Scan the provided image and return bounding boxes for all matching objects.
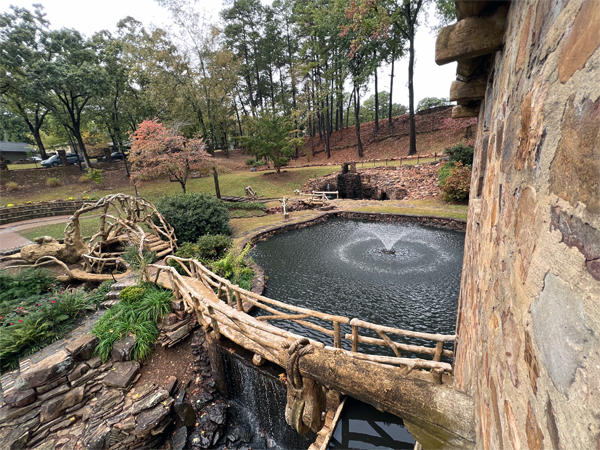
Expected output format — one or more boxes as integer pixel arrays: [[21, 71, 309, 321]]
[[131, 389, 169, 415], [14, 350, 73, 390], [103, 361, 140, 389], [174, 402, 197, 428]]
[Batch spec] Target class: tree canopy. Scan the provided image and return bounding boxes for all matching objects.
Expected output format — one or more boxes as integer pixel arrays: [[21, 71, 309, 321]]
[[0, 1, 458, 162]]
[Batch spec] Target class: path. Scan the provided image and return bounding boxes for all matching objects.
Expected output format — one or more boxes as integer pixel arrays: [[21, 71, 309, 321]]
[[0, 215, 72, 252]]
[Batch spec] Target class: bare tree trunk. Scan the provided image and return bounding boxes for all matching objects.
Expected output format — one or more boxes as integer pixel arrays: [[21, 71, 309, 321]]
[[389, 53, 395, 127], [374, 67, 379, 133], [354, 86, 363, 158]]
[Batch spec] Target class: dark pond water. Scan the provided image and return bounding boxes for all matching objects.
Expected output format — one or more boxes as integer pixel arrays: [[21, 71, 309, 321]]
[[250, 218, 464, 357]]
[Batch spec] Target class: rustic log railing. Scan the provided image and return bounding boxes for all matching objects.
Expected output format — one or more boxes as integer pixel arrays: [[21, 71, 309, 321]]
[[154, 256, 456, 377]]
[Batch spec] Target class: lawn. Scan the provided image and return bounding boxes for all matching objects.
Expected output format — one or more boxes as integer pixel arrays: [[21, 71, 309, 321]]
[[344, 199, 468, 220], [19, 216, 103, 241], [1, 165, 337, 207]]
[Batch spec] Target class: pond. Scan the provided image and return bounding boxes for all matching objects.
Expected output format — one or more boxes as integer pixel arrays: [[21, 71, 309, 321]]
[[250, 218, 464, 357]]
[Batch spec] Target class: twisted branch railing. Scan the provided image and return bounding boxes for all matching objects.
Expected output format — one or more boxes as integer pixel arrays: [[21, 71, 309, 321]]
[[152, 256, 456, 379]]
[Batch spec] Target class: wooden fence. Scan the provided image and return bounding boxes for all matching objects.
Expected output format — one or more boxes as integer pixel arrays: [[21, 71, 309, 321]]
[[151, 256, 456, 379]]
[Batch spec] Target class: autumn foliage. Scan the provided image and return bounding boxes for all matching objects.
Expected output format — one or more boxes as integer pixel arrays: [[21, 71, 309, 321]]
[[129, 119, 212, 193]]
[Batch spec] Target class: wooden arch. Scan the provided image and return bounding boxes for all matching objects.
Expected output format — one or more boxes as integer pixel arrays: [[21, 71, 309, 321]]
[[64, 194, 177, 273]]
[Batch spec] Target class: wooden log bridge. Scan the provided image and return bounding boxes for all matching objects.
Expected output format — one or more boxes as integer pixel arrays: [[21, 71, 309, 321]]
[[149, 257, 475, 450]]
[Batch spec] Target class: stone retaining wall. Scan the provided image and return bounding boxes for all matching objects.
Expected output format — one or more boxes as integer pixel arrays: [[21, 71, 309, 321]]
[[0, 333, 177, 450], [0, 201, 84, 225], [246, 211, 465, 247]]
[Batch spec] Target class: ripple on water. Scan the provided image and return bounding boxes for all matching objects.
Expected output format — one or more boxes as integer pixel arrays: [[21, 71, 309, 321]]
[[251, 218, 464, 356]]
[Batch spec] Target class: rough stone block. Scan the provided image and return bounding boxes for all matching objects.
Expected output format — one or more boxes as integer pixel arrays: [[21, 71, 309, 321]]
[[35, 376, 67, 395], [111, 336, 135, 362], [532, 273, 593, 395], [170, 300, 184, 311], [133, 403, 171, 436], [103, 361, 140, 389], [131, 388, 169, 415], [164, 376, 178, 395], [87, 356, 102, 370], [4, 389, 36, 408], [67, 363, 90, 383], [39, 386, 85, 424], [65, 333, 98, 361], [14, 351, 73, 390], [37, 383, 71, 402]]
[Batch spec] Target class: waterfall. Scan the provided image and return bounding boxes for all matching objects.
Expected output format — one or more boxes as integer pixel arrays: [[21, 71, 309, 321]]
[[220, 345, 316, 449]]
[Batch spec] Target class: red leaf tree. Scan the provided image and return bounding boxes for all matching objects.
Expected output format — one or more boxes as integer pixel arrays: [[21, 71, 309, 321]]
[[129, 119, 213, 194]]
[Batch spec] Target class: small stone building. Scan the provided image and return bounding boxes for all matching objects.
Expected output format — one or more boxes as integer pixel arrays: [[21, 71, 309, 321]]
[[436, 0, 599, 449]]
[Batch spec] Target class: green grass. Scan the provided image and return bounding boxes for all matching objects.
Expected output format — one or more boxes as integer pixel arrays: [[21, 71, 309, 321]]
[[6, 163, 41, 170], [1, 166, 337, 207], [18, 216, 102, 242], [346, 199, 468, 220]]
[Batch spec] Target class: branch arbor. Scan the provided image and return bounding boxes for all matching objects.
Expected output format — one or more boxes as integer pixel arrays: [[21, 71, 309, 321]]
[[129, 119, 213, 194], [241, 112, 298, 173]]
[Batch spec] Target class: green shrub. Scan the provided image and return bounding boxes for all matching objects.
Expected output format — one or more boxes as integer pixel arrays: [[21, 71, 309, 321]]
[[210, 244, 254, 291], [253, 159, 265, 167], [279, 157, 289, 166], [0, 268, 55, 305], [444, 143, 474, 166], [0, 284, 97, 372], [245, 157, 256, 166], [441, 163, 472, 203], [92, 284, 172, 362], [438, 163, 453, 187], [155, 193, 231, 243], [85, 169, 103, 184], [119, 285, 147, 303], [45, 177, 61, 187]]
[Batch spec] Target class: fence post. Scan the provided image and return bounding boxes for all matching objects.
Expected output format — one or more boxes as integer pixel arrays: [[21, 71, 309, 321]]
[[334, 322, 342, 348], [351, 325, 359, 352], [433, 342, 444, 362]]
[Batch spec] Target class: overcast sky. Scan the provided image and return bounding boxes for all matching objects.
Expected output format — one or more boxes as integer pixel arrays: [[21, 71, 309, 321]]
[[2, 0, 457, 107]]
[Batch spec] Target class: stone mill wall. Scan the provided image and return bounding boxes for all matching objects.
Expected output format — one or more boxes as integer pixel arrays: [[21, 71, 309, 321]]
[[453, 1, 599, 449]]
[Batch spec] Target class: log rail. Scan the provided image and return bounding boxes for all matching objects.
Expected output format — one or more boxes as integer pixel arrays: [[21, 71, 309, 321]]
[[153, 256, 456, 377]]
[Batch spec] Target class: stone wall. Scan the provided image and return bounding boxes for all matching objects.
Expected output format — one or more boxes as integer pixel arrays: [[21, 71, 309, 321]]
[[0, 333, 177, 450], [0, 201, 85, 225], [451, 1, 600, 449], [302, 163, 443, 201]]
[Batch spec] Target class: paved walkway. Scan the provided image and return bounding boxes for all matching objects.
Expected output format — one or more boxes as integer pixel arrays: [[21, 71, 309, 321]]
[[0, 215, 72, 251]]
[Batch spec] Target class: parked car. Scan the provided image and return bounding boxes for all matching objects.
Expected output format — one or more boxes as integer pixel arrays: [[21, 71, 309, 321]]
[[26, 156, 42, 162], [41, 153, 84, 167], [101, 151, 126, 162]]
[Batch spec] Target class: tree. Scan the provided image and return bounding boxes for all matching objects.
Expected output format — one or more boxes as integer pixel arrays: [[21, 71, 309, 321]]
[[241, 111, 297, 173], [0, 105, 31, 142], [345, 0, 455, 154], [0, 5, 53, 158], [129, 119, 213, 194], [416, 96, 451, 112], [37, 29, 108, 168]]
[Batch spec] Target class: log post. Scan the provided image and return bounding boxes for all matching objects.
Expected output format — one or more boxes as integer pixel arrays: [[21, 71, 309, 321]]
[[351, 325, 359, 353], [236, 291, 243, 311], [207, 305, 221, 340], [333, 322, 342, 348], [433, 342, 444, 362]]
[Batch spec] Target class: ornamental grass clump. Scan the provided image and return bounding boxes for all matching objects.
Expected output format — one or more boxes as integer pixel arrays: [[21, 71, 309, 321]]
[[46, 177, 61, 187], [92, 284, 173, 362], [5, 181, 18, 191]]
